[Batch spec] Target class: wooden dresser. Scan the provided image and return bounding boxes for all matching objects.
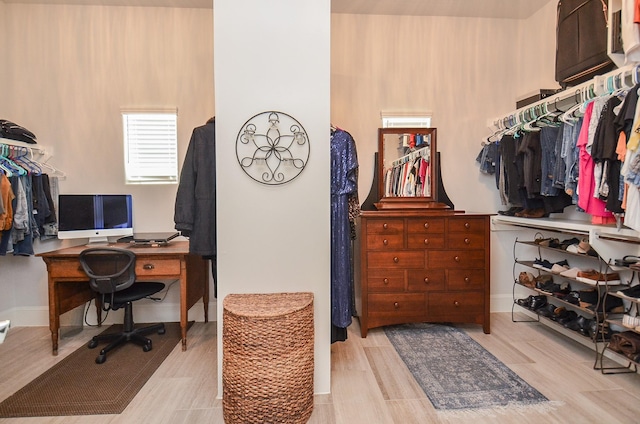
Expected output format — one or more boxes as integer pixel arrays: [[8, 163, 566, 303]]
[[355, 210, 491, 337]]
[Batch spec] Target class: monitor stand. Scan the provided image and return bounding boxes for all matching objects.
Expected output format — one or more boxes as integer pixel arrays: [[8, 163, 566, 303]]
[[86, 236, 110, 246]]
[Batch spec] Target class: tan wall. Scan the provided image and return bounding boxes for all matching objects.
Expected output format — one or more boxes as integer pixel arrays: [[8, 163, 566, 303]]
[[331, 13, 520, 210]]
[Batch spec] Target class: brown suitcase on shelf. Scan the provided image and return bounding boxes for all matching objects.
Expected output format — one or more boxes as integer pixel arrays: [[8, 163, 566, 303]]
[[555, 0, 616, 87]]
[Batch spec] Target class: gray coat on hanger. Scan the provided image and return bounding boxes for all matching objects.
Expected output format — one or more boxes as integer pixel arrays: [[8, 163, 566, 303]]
[[174, 118, 216, 257]]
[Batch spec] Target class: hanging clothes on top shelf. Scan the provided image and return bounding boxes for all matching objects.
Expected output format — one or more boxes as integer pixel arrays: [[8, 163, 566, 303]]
[[330, 126, 359, 343]]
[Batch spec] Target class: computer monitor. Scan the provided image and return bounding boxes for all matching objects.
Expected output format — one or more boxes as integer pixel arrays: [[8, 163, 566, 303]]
[[57, 194, 134, 244]]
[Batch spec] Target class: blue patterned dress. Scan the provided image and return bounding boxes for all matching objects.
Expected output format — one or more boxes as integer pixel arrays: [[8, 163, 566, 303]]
[[330, 128, 359, 339]]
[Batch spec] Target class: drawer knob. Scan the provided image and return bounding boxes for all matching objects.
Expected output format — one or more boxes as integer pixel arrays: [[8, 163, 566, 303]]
[[454, 256, 460, 263], [464, 222, 470, 229], [383, 278, 389, 285], [393, 257, 399, 263], [424, 222, 429, 229], [464, 238, 470, 245], [383, 223, 388, 229], [383, 239, 388, 246], [424, 277, 429, 284], [394, 302, 399, 309], [423, 238, 429, 245], [454, 301, 460, 307], [143, 263, 155, 270], [464, 277, 470, 283]]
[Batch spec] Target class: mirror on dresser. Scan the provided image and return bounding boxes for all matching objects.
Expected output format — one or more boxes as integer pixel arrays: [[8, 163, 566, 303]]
[[375, 127, 450, 210]]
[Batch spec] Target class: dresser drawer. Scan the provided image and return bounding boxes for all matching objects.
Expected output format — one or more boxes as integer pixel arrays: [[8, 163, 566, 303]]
[[366, 219, 404, 235], [368, 269, 405, 292], [447, 233, 485, 250], [368, 293, 426, 320], [447, 269, 485, 290], [447, 217, 486, 233], [407, 269, 445, 291], [368, 251, 424, 269], [367, 234, 404, 250], [135, 258, 181, 277], [428, 250, 485, 269], [407, 234, 445, 249], [427, 291, 484, 319], [407, 218, 445, 234]]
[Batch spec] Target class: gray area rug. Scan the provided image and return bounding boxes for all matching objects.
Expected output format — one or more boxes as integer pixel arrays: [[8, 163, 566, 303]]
[[385, 323, 549, 411]]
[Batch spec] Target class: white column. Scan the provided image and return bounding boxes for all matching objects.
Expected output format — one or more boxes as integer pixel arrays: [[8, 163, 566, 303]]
[[214, 0, 331, 394]]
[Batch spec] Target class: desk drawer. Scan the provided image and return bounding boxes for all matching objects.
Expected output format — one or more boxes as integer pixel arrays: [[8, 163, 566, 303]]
[[135, 259, 181, 277], [49, 260, 86, 278]]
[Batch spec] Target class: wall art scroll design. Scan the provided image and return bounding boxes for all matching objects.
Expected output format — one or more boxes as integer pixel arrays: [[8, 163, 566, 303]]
[[236, 111, 310, 185]]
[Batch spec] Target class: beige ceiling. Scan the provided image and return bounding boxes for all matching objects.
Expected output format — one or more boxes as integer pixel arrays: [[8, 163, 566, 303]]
[[2, 0, 553, 18]]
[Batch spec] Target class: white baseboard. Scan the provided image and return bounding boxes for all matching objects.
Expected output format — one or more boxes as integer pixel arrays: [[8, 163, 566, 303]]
[[0, 298, 218, 328]]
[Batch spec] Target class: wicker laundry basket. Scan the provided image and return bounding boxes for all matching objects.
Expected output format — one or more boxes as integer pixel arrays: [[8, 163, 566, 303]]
[[222, 292, 314, 423]]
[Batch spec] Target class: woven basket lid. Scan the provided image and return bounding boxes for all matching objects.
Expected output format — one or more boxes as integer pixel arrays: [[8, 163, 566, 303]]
[[223, 292, 313, 318]]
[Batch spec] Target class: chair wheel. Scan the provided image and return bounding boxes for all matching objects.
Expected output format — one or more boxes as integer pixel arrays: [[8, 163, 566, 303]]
[[143, 342, 152, 352], [88, 339, 99, 349], [158, 327, 166, 335], [95, 354, 106, 364]]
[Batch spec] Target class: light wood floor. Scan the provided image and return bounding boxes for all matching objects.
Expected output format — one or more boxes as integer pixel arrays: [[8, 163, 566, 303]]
[[1, 313, 640, 423]]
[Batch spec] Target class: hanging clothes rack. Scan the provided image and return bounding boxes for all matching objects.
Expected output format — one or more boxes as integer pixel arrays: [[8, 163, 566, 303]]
[[487, 63, 640, 141], [392, 145, 431, 168], [0, 137, 66, 179]]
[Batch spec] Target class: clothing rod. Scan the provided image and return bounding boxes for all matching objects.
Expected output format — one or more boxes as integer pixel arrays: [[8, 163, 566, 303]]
[[489, 63, 639, 132]]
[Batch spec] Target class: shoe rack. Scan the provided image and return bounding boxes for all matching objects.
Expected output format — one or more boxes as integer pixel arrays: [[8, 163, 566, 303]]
[[511, 231, 629, 370], [598, 232, 640, 374]]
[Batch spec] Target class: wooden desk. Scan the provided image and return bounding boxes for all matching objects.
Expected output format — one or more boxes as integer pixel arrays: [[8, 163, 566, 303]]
[[37, 241, 209, 355]]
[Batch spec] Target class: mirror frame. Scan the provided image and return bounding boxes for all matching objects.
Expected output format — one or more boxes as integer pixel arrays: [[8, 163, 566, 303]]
[[375, 127, 448, 210]]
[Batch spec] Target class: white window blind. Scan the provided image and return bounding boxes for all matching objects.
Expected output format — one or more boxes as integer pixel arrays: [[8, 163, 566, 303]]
[[122, 111, 178, 184], [381, 112, 432, 128]]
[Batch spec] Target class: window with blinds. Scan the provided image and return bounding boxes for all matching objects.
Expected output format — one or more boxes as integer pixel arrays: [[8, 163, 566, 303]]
[[122, 111, 178, 184]]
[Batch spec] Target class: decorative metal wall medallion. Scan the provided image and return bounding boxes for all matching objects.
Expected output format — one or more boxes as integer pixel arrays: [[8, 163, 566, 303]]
[[236, 111, 310, 185]]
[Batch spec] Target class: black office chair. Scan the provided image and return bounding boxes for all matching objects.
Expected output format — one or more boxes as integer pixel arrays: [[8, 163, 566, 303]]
[[79, 247, 166, 364]]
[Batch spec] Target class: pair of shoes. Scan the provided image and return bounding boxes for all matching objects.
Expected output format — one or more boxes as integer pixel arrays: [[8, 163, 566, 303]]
[[537, 303, 556, 318], [559, 267, 582, 279], [516, 295, 535, 308], [614, 255, 640, 267], [533, 259, 568, 272], [530, 295, 548, 310], [558, 237, 580, 250], [576, 270, 621, 285], [534, 237, 559, 247], [518, 271, 536, 288], [557, 291, 580, 305], [565, 315, 593, 336], [557, 310, 578, 325], [517, 208, 547, 218], [551, 263, 570, 274], [585, 294, 624, 313], [498, 206, 524, 216], [616, 285, 640, 299]]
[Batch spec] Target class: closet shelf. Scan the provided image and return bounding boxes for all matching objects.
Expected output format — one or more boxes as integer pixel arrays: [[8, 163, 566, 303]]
[[0, 137, 48, 155]]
